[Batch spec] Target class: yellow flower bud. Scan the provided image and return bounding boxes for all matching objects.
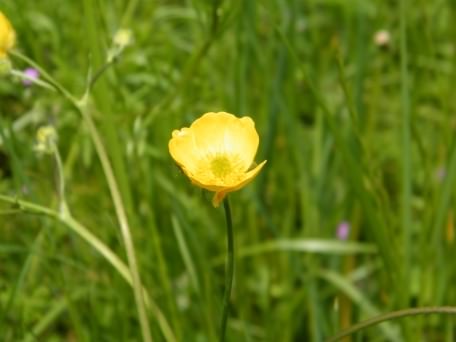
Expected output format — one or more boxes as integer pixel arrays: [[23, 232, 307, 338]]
[[35, 126, 58, 154], [0, 11, 15, 58], [113, 29, 132, 48]]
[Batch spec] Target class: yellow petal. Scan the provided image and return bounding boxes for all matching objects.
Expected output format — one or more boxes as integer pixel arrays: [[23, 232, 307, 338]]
[[190, 112, 237, 154], [224, 160, 267, 193], [168, 127, 201, 174], [191, 112, 259, 170], [0, 12, 15, 55], [199, 159, 267, 194], [211, 160, 267, 207], [222, 116, 259, 171], [187, 169, 226, 192]]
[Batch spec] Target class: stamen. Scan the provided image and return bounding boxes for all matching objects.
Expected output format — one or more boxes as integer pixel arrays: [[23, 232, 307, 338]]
[[210, 155, 232, 178]]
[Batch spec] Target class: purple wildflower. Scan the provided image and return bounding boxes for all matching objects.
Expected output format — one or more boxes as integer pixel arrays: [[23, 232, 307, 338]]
[[336, 221, 350, 240], [23, 67, 39, 86]]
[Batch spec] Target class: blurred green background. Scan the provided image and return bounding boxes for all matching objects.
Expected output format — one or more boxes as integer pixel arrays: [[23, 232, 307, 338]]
[[0, 0, 455, 341]]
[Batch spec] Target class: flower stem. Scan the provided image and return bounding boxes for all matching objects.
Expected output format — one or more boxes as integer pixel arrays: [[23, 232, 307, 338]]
[[219, 198, 234, 342], [78, 105, 152, 342], [52, 145, 70, 217], [326, 306, 456, 342]]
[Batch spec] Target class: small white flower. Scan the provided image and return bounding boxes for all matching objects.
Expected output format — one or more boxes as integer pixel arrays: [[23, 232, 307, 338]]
[[374, 30, 391, 47]]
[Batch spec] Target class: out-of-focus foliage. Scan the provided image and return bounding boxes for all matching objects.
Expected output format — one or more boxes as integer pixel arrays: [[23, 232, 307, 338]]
[[0, 0, 455, 340]]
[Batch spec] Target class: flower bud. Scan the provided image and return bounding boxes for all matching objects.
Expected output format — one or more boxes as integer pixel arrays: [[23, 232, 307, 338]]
[[35, 126, 58, 154], [113, 29, 133, 48]]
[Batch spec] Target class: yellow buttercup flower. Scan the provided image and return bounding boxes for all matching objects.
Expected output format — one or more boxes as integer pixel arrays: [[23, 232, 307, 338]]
[[0, 11, 15, 58], [169, 112, 267, 207]]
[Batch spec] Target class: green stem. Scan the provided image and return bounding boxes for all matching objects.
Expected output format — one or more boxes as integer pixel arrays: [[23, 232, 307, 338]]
[[10, 69, 55, 90], [78, 105, 152, 342], [88, 50, 122, 91], [52, 145, 70, 217], [326, 307, 456, 342], [0, 194, 132, 290], [219, 198, 234, 342], [10, 51, 77, 104]]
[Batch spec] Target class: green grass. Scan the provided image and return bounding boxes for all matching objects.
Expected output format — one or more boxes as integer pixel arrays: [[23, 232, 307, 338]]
[[1, 0, 455, 340]]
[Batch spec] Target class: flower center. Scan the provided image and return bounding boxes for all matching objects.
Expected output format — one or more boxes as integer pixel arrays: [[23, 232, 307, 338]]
[[210, 155, 233, 179]]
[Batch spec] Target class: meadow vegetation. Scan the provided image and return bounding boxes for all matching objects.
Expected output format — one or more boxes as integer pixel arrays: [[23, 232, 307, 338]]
[[0, 0, 455, 340]]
